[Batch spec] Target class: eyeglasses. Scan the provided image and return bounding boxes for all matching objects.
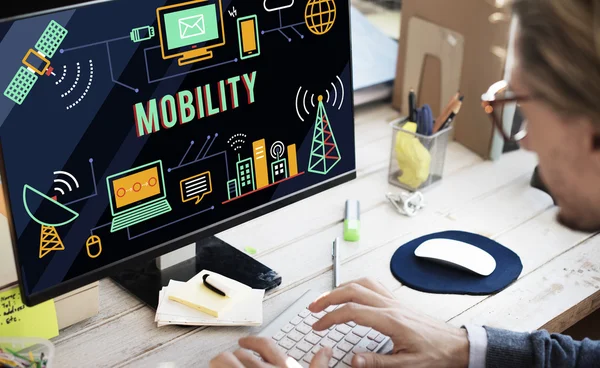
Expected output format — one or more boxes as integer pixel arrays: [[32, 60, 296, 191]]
[[481, 80, 531, 143]]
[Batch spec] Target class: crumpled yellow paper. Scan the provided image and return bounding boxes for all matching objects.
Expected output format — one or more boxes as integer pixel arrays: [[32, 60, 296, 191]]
[[395, 122, 431, 188]]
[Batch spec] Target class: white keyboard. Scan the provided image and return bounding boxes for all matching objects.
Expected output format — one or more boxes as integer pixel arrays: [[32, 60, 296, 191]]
[[257, 290, 391, 367]]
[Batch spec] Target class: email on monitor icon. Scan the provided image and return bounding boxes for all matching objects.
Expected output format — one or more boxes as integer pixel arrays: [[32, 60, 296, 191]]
[[179, 14, 205, 39]]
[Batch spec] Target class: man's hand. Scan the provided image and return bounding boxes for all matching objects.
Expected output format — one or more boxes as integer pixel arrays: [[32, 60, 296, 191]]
[[209, 336, 332, 368], [308, 278, 470, 368]]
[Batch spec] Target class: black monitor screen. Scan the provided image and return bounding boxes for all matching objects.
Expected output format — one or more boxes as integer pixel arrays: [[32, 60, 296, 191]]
[[0, 0, 355, 305]]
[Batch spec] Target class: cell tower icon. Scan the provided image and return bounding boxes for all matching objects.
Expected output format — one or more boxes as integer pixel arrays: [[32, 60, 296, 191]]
[[308, 96, 341, 174]]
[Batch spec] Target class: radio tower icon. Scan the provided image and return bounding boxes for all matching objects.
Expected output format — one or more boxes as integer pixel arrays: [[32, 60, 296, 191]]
[[308, 96, 341, 175]]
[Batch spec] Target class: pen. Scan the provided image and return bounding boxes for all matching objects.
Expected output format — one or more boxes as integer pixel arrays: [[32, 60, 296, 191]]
[[332, 237, 340, 288], [408, 89, 417, 122], [203, 274, 229, 297]]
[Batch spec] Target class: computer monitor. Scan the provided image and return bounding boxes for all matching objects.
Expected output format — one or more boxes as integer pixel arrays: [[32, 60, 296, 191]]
[[157, 0, 226, 66], [0, 0, 355, 307]]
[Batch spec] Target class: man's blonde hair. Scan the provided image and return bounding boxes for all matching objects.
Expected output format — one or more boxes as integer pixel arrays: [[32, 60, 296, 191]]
[[512, 0, 600, 121]]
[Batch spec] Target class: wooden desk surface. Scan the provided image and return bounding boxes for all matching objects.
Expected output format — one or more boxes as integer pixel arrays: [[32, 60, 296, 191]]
[[52, 102, 600, 367]]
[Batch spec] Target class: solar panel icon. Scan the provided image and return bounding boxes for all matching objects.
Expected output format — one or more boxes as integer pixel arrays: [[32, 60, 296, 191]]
[[3, 20, 68, 105]]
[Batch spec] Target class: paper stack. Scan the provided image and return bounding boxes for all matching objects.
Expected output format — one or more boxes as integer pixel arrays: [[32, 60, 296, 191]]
[[155, 270, 264, 327]]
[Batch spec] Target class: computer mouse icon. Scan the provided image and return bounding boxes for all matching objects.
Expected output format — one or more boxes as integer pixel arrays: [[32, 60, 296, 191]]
[[86, 235, 103, 259]]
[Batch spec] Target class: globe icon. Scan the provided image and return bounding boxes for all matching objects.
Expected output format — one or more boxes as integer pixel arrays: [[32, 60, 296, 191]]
[[305, 0, 337, 35]]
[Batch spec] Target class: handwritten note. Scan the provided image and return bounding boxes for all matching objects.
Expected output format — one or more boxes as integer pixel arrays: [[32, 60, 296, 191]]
[[0, 286, 58, 339]]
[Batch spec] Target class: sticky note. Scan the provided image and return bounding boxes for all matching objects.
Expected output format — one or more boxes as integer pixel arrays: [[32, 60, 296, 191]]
[[0, 286, 59, 339]]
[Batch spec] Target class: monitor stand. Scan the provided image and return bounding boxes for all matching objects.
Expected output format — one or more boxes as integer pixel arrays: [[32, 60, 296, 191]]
[[110, 235, 281, 309], [178, 49, 213, 66]]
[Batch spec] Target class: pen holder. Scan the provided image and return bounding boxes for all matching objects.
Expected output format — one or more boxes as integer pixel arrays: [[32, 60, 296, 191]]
[[388, 118, 452, 191], [0, 337, 55, 367]]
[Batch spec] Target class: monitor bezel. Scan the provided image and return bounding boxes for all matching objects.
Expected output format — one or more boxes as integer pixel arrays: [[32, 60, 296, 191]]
[[156, 0, 226, 61], [0, 0, 358, 307], [106, 160, 167, 217]]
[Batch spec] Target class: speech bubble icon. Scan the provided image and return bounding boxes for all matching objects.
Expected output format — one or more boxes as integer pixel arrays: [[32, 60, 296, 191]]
[[180, 171, 212, 205]]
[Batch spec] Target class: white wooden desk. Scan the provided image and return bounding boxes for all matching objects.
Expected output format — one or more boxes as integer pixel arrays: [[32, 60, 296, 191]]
[[52, 102, 600, 367]]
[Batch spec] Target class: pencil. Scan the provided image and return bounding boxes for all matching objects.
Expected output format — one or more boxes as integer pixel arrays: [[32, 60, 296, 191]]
[[433, 92, 460, 133], [439, 97, 464, 131]]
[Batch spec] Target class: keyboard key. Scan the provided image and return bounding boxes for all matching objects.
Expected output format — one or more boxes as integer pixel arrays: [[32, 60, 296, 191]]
[[367, 331, 379, 340], [299, 309, 311, 318], [345, 334, 361, 345], [343, 353, 354, 365], [304, 316, 319, 326], [273, 331, 286, 341], [335, 362, 350, 368], [332, 348, 346, 360], [367, 341, 379, 351], [352, 345, 368, 354], [328, 358, 339, 367], [336, 341, 353, 353], [297, 340, 313, 353], [329, 325, 336, 330], [375, 334, 385, 343], [291, 316, 303, 325], [327, 331, 344, 342], [305, 333, 321, 345], [288, 348, 305, 360], [346, 321, 357, 328], [288, 330, 304, 342], [335, 324, 352, 335], [314, 329, 329, 337], [312, 311, 327, 319], [325, 305, 338, 313], [300, 361, 310, 368], [352, 326, 371, 338], [320, 338, 336, 348], [282, 324, 294, 333], [303, 352, 315, 363], [296, 323, 312, 334], [279, 337, 295, 350], [277, 345, 288, 354]]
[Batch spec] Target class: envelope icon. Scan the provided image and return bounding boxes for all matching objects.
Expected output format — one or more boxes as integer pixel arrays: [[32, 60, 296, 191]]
[[179, 14, 205, 39]]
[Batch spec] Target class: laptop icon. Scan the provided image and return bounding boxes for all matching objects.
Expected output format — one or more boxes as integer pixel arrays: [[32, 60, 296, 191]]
[[107, 160, 172, 233]]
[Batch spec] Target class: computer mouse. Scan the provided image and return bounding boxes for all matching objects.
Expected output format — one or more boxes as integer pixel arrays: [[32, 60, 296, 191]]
[[86, 235, 103, 259], [414, 238, 496, 276]]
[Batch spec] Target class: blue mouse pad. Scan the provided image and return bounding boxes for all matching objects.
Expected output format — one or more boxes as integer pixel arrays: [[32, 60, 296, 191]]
[[390, 231, 523, 295]]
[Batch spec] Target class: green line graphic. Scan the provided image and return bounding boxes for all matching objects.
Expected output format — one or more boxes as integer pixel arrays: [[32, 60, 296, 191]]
[[23, 184, 79, 227], [308, 100, 341, 175]]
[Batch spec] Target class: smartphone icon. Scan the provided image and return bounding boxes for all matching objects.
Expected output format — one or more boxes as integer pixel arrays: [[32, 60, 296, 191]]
[[237, 15, 260, 60]]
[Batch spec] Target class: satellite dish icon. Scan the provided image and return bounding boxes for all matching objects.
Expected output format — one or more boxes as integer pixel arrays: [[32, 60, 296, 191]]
[[23, 184, 79, 258]]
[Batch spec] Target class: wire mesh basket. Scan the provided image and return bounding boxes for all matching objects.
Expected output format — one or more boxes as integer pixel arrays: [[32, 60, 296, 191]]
[[388, 118, 452, 191]]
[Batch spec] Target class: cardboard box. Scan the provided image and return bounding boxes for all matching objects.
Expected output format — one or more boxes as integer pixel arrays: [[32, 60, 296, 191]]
[[392, 0, 512, 158]]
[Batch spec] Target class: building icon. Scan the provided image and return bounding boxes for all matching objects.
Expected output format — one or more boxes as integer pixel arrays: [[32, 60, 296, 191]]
[[253, 139, 269, 189], [236, 154, 256, 195], [271, 158, 288, 183], [287, 144, 299, 177], [226, 179, 239, 200]]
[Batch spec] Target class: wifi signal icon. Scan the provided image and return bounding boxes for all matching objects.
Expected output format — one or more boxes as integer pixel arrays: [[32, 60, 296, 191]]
[[56, 60, 95, 110], [227, 133, 247, 151], [295, 75, 345, 122], [53, 170, 79, 197]]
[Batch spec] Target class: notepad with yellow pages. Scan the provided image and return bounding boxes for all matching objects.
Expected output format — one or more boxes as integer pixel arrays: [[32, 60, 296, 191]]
[[167, 270, 253, 317], [155, 280, 264, 327]]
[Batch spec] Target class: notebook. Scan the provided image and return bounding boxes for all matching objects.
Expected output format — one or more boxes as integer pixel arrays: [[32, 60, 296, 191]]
[[155, 280, 264, 327], [167, 270, 252, 317]]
